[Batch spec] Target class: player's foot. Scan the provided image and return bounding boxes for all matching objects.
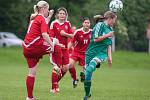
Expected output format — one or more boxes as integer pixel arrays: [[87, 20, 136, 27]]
[[73, 79, 79, 88], [83, 96, 88, 100], [26, 97, 36, 100], [96, 63, 101, 68], [50, 88, 60, 94], [80, 72, 85, 82], [83, 94, 91, 100]]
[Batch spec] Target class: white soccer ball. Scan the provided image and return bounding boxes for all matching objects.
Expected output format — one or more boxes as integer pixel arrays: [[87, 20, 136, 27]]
[[109, 0, 123, 12]]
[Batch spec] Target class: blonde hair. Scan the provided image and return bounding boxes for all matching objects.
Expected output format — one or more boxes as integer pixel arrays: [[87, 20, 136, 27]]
[[55, 7, 68, 21], [104, 11, 117, 20], [30, 1, 49, 20]]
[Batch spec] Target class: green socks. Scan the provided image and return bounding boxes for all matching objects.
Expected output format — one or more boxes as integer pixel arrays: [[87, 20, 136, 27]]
[[84, 81, 91, 97]]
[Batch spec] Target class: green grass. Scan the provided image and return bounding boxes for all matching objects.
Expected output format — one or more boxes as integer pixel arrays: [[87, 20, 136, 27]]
[[0, 47, 150, 100]]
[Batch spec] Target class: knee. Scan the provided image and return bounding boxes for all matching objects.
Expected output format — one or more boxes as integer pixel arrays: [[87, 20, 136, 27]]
[[62, 65, 69, 72], [85, 70, 92, 81], [28, 66, 37, 77], [87, 59, 97, 72]]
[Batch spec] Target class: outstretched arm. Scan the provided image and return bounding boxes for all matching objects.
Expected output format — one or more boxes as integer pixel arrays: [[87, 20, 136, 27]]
[[94, 32, 113, 43]]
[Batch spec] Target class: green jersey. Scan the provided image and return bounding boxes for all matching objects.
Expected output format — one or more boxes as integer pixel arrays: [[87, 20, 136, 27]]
[[85, 22, 113, 63]]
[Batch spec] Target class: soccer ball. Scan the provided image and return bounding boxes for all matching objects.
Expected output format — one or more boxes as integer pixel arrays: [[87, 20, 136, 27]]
[[109, 0, 123, 12]]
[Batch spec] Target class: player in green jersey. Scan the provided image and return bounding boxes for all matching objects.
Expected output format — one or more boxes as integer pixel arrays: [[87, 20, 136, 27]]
[[83, 11, 117, 100]]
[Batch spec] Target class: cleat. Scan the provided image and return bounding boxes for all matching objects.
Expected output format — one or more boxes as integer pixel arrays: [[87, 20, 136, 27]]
[[26, 97, 36, 100], [96, 63, 101, 68], [50, 88, 60, 94], [56, 87, 60, 92], [83, 96, 88, 100], [80, 72, 85, 82], [73, 79, 79, 88], [83, 94, 91, 100]]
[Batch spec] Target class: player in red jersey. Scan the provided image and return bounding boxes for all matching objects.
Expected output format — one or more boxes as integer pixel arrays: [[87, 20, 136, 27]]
[[22, 1, 54, 100], [68, 17, 92, 88], [49, 7, 73, 93]]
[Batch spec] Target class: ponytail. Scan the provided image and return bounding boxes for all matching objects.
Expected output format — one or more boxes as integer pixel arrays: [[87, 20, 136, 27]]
[[30, 5, 38, 20]]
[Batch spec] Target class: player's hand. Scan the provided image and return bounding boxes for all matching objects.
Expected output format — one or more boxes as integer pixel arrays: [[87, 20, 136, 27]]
[[107, 32, 114, 37], [60, 30, 66, 36], [47, 9, 54, 23], [50, 46, 54, 53], [53, 38, 59, 45], [58, 44, 65, 48], [107, 57, 112, 68], [53, 66, 61, 76], [48, 9, 54, 18]]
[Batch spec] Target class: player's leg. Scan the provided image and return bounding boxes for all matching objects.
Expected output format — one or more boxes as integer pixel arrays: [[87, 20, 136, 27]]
[[51, 68, 59, 93], [79, 55, 86, 82], [50, 45, 62, 93], [83, 53, 107, 99], [84, 58, 97, 99], [58, 49, 69, 81], [26, 58, 39, 100], [69, 57, 79, 88]]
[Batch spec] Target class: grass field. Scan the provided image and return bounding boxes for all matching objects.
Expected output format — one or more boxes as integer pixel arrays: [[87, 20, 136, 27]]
[[0, 47, 150, 100]]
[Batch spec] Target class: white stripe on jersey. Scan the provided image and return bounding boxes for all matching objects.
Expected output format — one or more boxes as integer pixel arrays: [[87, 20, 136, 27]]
[[27, 20, 34, 34], [94, 22, 102, 38], [23, 36, 40, 48]]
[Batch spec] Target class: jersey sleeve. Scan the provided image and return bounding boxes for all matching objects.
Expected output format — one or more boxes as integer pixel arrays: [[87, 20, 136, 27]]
[[41, 18, 48, 33], [93, 22, 103, 38], [49, 22, 55, 37], [72, 30, 78, 43], [68, 22, 73, 34]]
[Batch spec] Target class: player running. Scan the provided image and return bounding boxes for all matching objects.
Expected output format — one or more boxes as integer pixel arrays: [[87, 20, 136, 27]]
[[22, 1, 54, 100], [49, 7, 73, 93], [68, 17, 92, 88], [82, 11, 117, 100]]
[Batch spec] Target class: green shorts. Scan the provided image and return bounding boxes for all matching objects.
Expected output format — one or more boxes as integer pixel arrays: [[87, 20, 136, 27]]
[[85, 52, 107, 66]]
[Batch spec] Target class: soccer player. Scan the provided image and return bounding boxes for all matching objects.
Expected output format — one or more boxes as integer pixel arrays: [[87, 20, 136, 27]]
[[83, 11, 117, 100], [49, 7, 73, 93], [68, 17, 92, 88], [22, 1, 54, 100]]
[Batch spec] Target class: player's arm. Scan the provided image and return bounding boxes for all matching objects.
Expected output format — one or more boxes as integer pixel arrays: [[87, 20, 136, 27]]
[[60, 22, 74, 38], [42, 32, 53, 48], [94, 31, 113, 43], [68, 42, 73, 49], [107, 45, 112, 67], [46, 9, 54, 24], [60, 30, 74, 38]]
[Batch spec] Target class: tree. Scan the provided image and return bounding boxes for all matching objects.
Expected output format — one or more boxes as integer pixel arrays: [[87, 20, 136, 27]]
[[121, 0, 150, 51]]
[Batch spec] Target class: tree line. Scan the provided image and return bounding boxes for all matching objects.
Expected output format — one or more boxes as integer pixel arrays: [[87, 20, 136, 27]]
[[0, 0, 150, 51]]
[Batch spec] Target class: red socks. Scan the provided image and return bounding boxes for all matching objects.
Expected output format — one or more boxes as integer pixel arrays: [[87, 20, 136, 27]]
[[51, 70, 59, 89], [26, 76, 35, 98], [69, 66, 77, 81]]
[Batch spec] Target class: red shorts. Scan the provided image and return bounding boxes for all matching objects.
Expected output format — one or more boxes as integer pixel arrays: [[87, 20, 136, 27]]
[[70, 51, 85, 66], [23, 44, 51, 68], [51, 45, 69, 67]]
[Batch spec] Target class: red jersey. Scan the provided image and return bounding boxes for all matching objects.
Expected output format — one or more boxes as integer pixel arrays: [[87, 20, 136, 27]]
[[72, 28, 92, 53], [23, 15, 49, 47], [50, 20, 73, 48]]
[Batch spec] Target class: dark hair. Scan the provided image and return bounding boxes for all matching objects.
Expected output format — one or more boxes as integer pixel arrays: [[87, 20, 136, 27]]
[[55, 7, 68, 19], [82, 17, 90, 22]]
